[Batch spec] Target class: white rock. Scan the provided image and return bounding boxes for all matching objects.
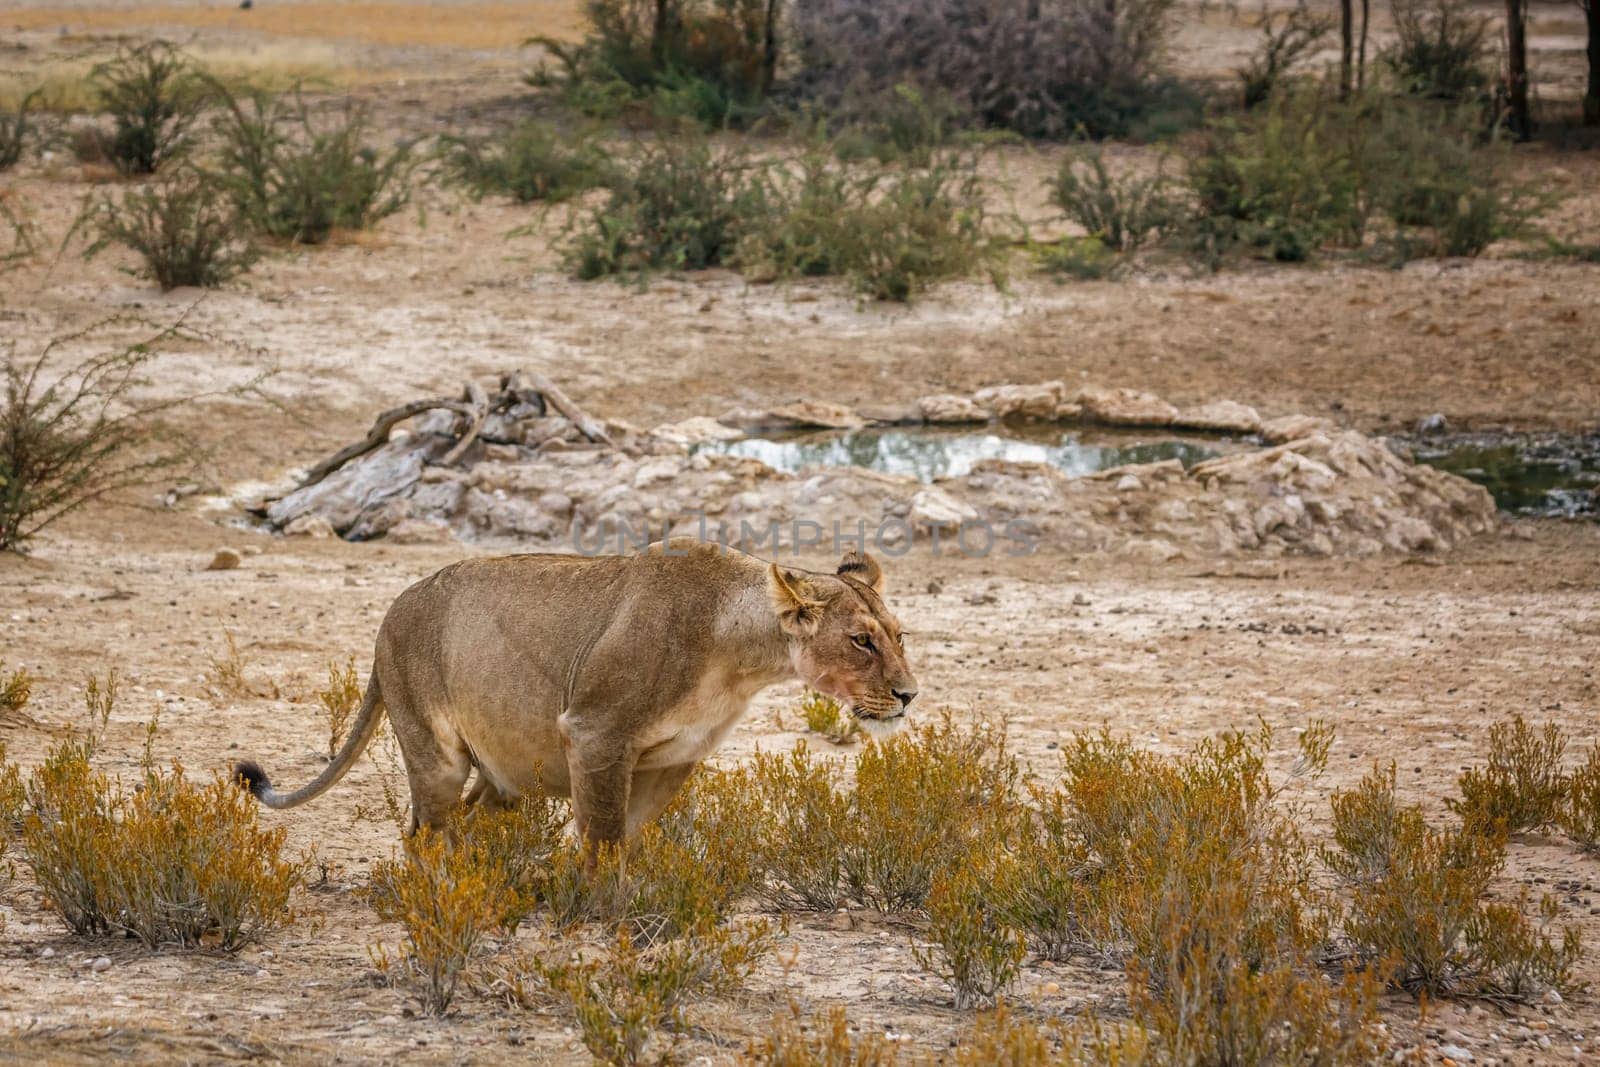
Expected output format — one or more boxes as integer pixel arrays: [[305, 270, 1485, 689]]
[[283, 514, 336, 539], [1261, 413, 1337, 444], [649, 416, 744, 446], [91, 957, 111, 973], [1437, 1045, 1473, 1062], [1115, 474, 1142, 492], [385, 519, 453, 544], [973, 381, 1065, 419]]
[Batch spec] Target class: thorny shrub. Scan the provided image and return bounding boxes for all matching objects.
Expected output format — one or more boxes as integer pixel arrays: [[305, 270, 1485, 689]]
[[1559, 743, 1600, 852], [2, 319, 223, 553], [990, 783, 1096, 961], [208, 82, 413, 244], [0, 89, 39, 171], [790, 0, 1192, 140], [88, 42, 206, 175], [1050, 149, 1178, 255], [87, 174, 259, 290], [17, 727, 302, 949], [444, 119, 612, 204], [1237, 2, 1334, 109], [316, 656, 362, 758], [827, 83, 969, 168], [913, 860, 1026, 1009], [1385, 0, 1494, 103], [1448, 714, 1569, 834], [743, 743, 853, 912], [1327, 763, 1583, 1000]]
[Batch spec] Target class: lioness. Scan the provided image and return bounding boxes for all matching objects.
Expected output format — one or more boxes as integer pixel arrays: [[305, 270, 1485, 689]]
[[235, 540, 917, 847]]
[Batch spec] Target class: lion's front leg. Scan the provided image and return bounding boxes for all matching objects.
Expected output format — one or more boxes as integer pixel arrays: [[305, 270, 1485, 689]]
[[559, 716, 634, 859], [626, 764, 697, 839]]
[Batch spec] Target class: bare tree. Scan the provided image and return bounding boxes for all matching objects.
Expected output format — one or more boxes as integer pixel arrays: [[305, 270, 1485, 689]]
[[1581, 0, 1599, 124], [1504, 0, 1530, 135]]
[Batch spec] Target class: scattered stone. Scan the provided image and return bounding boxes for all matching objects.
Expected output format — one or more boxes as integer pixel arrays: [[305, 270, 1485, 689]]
[[1072, 593, 1090, 606], [204, 548, 242, 571], [1077, 386, 1178, 426], [1174, 399, 1262, 434], [1437, 1045, 1473, 1062], [974, 381, 1065, 420], [1417, 412, 1449, 436], [90, 956, 111, 973], [857, 403, 923, 425], [917, 394, 988, 424], [910, 486, 978, 531], [1115, 473, 1142, 492], [926, 578, 945, 595], [748, 400, 865, 431]]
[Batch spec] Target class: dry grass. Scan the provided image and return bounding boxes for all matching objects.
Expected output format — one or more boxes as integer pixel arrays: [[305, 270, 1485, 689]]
[[315, 657, 362, 759], [3, 3, 586, 52]]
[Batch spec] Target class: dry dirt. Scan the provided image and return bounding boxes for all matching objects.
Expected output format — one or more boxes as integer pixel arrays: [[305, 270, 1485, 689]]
[[2, 3, 1600, 1064]]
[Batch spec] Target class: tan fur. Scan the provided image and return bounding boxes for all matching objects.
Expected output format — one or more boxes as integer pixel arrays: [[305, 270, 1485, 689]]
[[234, 540, 917, 848]]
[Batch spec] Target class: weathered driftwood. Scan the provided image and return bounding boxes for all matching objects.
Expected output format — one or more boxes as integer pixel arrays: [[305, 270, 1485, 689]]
[[438, 380, 490, 468], [300, 395, 475, 489], [522, 371, 614, 448]]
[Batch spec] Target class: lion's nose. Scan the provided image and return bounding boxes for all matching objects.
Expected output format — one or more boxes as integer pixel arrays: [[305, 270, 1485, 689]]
[[893, 687, 917, 709]]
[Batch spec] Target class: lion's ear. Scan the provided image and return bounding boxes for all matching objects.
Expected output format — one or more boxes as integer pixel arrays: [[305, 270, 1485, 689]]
[[836, 550, 885, 594], [769, 563, 823, 636]]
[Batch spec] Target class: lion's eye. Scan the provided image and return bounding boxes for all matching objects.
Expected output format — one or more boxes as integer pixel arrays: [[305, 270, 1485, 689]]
[[852, 634, 873, 651]]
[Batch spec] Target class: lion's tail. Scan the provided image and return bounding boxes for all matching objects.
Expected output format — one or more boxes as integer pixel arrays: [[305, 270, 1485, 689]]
[[233, 669, 385, 810]]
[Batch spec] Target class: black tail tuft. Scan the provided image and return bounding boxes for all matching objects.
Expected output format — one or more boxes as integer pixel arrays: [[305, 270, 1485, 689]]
[[233, 760, 271, 800]]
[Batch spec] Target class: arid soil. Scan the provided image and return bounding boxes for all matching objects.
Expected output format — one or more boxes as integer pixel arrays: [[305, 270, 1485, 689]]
[[3, 3, 1600, 1064]]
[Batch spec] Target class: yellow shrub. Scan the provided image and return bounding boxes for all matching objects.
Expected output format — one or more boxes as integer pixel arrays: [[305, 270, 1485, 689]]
[[800, 688, 857, 744], [1329, 763, 1583, 1000], [843, 715, 1020, 912], [19, 736, 302, 948], [1559, 743, 1600, 851], [913, 861, 1026, 1009], [744, 1003, 904, 1066], [370, 826, 516, 1015], [1448, 714, 1569, 834], [316, 656, 361, 758], [745, 743, 851, 912], [0, 662, 30, 714]]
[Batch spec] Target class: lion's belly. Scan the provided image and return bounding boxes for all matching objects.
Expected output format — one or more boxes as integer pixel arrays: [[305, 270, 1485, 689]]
[[447, 697, 570, 799], [633, 678, 757, 771]]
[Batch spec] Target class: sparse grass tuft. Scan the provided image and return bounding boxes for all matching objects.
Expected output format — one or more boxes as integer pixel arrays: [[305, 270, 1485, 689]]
[[207, 630, 276, 699], [1328, 763, 1583, 1000], [87, 174, 259, 291], [1448, 714, 1569, 834], [1237, 3, 1334, 109], [746, 1003, 905, 1065], [0, 663, 31, 715], [316, 657, 362, 758]]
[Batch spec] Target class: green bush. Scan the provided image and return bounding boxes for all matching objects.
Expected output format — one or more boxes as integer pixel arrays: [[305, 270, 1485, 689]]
[[1385, 0, 1494, 102], [1184, 92, 1369, 262], [737, 150, 1003, 301], [532, 0, 781, 126], [829, 83, 969, 168], [444, 119, 611, 203], [88, 175, 258, 290], [1369, 103, 1541, 258], [564, 136, 756, 277], [210, 83, 413, 245], [89, 42, 206, 176], [1038, 236, 1120, 280], [1051, 148, 1177, 254]]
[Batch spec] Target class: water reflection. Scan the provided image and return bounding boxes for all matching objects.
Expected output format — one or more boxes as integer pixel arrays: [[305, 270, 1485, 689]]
[[692, 425, 1230, 483], [1413, 435, 1600, 518]]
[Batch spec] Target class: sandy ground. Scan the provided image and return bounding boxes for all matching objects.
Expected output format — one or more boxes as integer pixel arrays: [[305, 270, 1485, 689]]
[[3, 4, 1600, 1064]]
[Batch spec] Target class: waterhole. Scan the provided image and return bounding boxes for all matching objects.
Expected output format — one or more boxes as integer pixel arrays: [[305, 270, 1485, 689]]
[[1411, 434, 1600, 518]]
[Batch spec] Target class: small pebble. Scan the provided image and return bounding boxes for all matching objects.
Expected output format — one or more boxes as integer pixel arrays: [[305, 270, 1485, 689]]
[[90, 956, 111, 973], [204, 548, 242, 571]]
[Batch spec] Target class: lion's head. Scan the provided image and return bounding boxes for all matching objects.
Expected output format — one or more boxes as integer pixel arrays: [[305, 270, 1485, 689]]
[[769, 550, 918, 737]]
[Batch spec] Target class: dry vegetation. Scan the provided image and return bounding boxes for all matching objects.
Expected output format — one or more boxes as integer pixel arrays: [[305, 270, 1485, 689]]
[[1, 0, 1597, 1062]]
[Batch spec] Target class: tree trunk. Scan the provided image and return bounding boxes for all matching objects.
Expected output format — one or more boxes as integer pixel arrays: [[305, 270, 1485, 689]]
[[761, 0, 781, 96], [1585, 0, 1599, 125], [1505, 0, 1531, 136], [1340, 0, 1354, 98], [1358, 0, 1371, 91]]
